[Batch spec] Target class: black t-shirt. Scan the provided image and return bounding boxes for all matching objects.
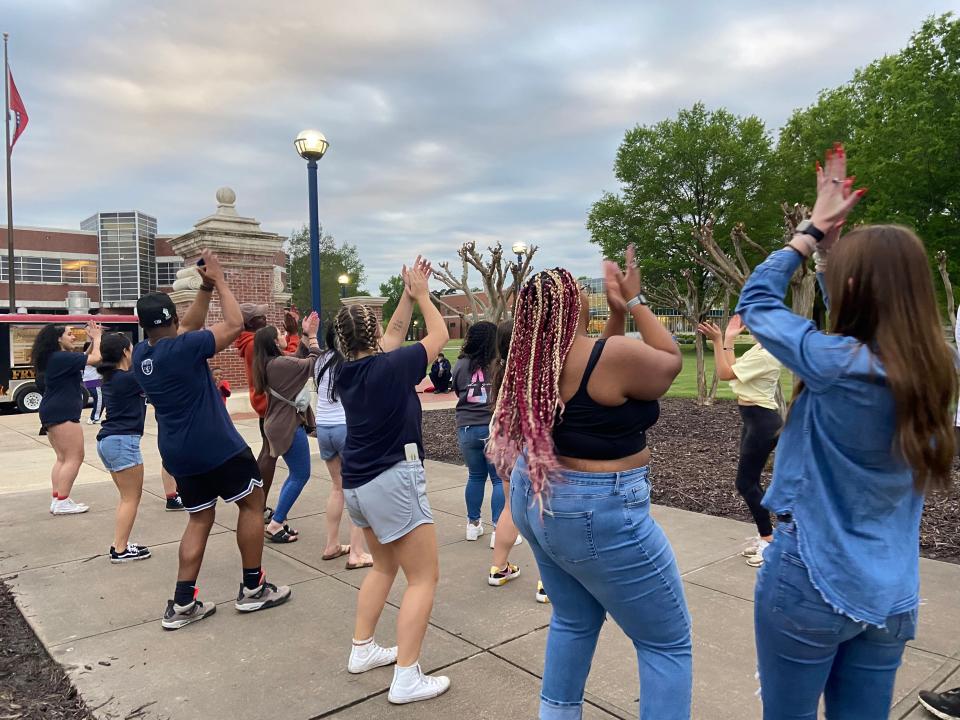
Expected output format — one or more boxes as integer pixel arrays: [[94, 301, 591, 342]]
[[337, 343, 427, 489], [38, 351, 86, 426], [97, 370, 147, 439]]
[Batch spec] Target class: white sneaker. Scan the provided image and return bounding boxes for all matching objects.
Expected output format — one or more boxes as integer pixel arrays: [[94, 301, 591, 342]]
[[746, 539, 770, 568], [489, 531, 523, 549], [49, 498, 56, 513], [465, 521, 484, 541], [388, 663, 451, 704], [741, 536, 762, 557], [348, 640, 398, 674], [52, 498, 89, 515]]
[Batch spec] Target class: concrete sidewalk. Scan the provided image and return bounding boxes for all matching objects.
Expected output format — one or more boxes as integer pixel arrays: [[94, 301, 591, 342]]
[[1, 409, 957, 719]]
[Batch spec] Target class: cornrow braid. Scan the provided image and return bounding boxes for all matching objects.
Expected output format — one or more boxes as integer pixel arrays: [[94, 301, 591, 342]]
[[487, 268, 582, 501], [334, 304, 381, 361]]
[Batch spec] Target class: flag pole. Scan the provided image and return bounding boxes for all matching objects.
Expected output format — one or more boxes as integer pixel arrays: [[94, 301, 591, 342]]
[[3, 32, 15, 313]]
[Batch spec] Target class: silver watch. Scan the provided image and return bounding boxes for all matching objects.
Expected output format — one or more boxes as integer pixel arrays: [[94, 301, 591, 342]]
[[626, 293, 648, 310]]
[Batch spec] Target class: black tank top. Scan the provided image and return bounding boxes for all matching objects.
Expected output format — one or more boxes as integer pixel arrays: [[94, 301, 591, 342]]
[[552, 339, 660, 460]]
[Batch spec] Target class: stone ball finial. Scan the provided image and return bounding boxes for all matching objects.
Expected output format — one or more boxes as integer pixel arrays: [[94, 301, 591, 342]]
[[216, 187, 237, 206]]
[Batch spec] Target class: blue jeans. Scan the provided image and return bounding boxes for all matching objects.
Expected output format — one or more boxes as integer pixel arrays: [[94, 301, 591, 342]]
[[272, 427, 311, 524], [458, 425, 504, 523], [511, 457, 692, 720], [755, 521, 916, 720]]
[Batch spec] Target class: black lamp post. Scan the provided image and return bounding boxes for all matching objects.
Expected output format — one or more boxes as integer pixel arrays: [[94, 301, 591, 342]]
[[510, 241, 528, 314], [294, 129, 329, 315]]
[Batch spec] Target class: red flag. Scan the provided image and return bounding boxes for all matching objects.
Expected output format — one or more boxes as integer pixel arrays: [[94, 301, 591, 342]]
[[8, 69, 28, 149]]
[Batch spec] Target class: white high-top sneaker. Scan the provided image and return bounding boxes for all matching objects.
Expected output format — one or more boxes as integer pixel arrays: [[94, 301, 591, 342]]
[[388, 663, 451, 704], [348, 639, 398, 674]]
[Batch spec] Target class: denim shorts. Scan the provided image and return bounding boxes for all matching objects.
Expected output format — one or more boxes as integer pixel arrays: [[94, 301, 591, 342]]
[[315, 424, 347, 461], [344, 460, 434, 544], [96, 434, 144, 473]]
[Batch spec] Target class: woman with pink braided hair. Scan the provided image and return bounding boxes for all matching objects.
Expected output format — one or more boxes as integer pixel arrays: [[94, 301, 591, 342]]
[[488, 246, 690, 720]]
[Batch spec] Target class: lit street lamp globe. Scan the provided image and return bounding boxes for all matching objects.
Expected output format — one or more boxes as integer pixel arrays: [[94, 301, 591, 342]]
[[338, 273, 350, 286], [294, 129, 329, 161], [511, 241, 528, 256]]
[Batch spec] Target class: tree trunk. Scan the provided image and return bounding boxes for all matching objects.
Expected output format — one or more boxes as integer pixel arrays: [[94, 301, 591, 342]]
[[788, 265, 817, 395], [694, 333, 707, 405], [706, 289, 731, 404], [937, 251, 955, 329]]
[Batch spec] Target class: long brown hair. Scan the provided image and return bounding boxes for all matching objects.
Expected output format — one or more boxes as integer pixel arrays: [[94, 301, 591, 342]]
[[488, 269, 582, 497], [825, 224, 956, 491], [252, 326, 282, 395]]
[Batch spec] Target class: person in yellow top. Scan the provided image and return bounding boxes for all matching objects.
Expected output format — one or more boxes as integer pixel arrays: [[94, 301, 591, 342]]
[[698, 314, 783, 567]]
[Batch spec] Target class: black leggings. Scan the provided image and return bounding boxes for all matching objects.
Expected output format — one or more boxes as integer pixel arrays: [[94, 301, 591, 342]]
[[735, 405, 782, 538]]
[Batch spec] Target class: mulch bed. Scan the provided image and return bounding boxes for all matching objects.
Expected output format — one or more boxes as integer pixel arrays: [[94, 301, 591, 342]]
[[423, 398, 960, 563], [0, 581, 95, 719]]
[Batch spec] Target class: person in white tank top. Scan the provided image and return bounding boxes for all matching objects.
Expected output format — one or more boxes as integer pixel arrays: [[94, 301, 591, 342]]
[[314, 324, 372, 569]]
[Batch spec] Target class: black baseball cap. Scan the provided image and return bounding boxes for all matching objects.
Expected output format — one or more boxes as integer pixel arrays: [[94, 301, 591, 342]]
[[136, 292, 177, 328]]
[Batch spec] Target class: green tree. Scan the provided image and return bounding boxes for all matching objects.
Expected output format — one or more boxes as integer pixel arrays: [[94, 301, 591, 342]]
[[776, 13, 960, 316], [287, 225, 367, 321], [588, 102, 780, 404]]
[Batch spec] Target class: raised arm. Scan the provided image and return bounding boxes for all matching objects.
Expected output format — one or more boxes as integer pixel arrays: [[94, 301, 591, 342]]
[[178, 257, 214, 334], [381, 256, 431, 352], [407, 263, 449, 361], [84, 321, 103, 366], [195, 250, 243, 352], [697, 317, 739, 382], [601, 245, 682, 400]]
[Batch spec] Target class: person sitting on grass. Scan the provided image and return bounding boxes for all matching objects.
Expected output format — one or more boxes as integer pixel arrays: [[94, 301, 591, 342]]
[[134, 249, 292, 631], [429, 352, 452, 393]]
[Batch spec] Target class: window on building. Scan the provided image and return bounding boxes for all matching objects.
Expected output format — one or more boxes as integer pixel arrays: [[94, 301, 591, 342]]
[[156, 261, 181, 287], [1, 257, 98, 285]]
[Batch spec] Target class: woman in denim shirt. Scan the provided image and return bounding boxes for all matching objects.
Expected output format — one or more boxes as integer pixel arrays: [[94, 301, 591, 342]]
[[737, 145, 957, 719]]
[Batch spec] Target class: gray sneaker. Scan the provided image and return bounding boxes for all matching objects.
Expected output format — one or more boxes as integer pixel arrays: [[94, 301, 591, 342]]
[[235, 579, 291, 612], [161, 598, 216, 630]]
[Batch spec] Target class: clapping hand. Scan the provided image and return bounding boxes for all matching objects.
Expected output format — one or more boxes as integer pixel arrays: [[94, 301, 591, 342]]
[[302, 311, 320, 337], [724, 314, 745, 342], [84, 320, 103, 340], [811, 144, 866, 252], [696, 321, 722, 343], [403, 256, 433, 300], [603, 243, 642, 314], [197, 249, 224, 286]]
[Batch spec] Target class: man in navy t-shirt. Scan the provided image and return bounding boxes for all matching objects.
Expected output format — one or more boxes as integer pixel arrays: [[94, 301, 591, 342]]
[[133, 249, 291, 631]]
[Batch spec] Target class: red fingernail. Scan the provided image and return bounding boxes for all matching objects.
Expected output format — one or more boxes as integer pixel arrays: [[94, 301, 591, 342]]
[[815, 161, 821, 171], [856, 188, 868, 196], [826, 149, 833, 160]]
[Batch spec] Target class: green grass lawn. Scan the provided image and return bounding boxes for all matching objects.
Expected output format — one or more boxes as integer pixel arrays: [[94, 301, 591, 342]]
[[408, 338, 792, 401]]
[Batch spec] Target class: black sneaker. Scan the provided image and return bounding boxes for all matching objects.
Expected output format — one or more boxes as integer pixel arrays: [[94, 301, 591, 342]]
[[110, 544, 151, 563], [235, 577, 291, 612], [919, 686, 960, 719], [161, 597, 217, 630], [165, 495, 185, 512]]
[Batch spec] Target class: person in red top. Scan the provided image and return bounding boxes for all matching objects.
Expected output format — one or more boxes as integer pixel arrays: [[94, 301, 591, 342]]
[[212, 367, 231, 405], [235, 304, 277, 519], [282, 307, 301, 355]]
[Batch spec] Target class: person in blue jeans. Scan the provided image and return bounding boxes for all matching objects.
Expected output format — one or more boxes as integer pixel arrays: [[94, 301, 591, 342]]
[[488, 252, 689, 720], [451, 321, 512, 551], [254, 312, 322, 543], [737, 144, 957, 720]]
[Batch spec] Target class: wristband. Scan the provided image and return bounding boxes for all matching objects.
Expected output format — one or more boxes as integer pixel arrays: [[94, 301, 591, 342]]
[[199, 282, 215, 293], [625, 293, 648, 310]]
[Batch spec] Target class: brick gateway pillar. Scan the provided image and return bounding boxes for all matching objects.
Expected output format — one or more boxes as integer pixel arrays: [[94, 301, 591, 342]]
[[167, 188, 290, 388]]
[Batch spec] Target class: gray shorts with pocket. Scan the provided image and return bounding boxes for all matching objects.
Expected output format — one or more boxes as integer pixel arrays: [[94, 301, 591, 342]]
[[344, 460, 434, 544]]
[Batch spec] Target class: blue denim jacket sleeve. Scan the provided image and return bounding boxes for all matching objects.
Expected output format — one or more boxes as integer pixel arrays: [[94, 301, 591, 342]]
[[736, 249, 856, 393]]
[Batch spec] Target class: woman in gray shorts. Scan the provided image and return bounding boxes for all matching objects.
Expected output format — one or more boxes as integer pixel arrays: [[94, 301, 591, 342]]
[[314, 324, 372, 569], [334, 257, 451, 705]]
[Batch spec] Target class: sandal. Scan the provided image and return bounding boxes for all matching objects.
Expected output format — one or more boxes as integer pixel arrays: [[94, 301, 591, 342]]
[[321, 545, 350, 561], [345, 560, 374, 570], [283, 524, 299, 536], [265, 527, 298, 543]]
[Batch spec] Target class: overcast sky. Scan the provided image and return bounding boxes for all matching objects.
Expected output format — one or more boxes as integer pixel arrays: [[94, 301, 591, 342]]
[[4, 1, 956, 291]]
